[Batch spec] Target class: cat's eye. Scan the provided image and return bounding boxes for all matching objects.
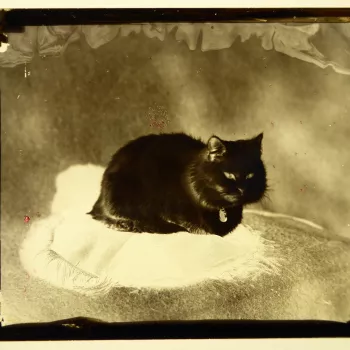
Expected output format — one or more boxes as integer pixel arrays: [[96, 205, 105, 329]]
[[246, 173, 254, 179], [224, 172, 236, 180]]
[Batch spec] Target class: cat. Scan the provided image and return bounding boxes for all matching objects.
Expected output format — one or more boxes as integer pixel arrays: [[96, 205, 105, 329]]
[[88, 132, 267, 237]]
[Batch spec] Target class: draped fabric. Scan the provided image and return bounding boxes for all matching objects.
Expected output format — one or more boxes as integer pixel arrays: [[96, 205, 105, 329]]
[[2, 22, 350, 325], [1, 23, 350, 74], [1, 23, 350, 238]]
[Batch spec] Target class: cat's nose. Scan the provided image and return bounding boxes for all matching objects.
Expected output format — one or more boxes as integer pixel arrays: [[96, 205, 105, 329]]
[[237, 188, 244, 195]]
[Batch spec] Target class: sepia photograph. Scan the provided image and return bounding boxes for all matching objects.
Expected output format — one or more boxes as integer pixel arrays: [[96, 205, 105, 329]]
[[1, 9, 350, 333]]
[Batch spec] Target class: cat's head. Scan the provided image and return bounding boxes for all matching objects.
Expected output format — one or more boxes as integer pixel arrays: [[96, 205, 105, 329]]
[[202, 133, 267, 207]]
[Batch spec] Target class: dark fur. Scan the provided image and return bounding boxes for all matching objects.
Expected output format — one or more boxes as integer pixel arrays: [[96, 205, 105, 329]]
[[88, 132, 267, 236]]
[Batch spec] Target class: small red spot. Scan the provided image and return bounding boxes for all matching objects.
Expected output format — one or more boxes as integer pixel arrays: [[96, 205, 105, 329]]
[[300, 185, 308, 192], [24, 215, 30, 223]]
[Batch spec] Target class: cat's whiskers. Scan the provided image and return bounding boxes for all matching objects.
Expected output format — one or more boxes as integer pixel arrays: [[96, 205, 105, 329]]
[[261, 190, 273, 205], [213, 184, 240, 204], [221, 193, 240, 204]]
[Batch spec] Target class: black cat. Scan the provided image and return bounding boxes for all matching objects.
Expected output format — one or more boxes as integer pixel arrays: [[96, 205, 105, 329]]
[[88, 132, 267, 237]]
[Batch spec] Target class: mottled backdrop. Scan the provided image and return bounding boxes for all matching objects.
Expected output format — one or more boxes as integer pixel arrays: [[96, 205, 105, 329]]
[[1, 23, 350, 323]]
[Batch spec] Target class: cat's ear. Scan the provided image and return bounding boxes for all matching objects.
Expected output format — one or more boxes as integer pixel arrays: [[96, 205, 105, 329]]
[[207, 136, 226, 161], [252, 132, 263, 153]]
